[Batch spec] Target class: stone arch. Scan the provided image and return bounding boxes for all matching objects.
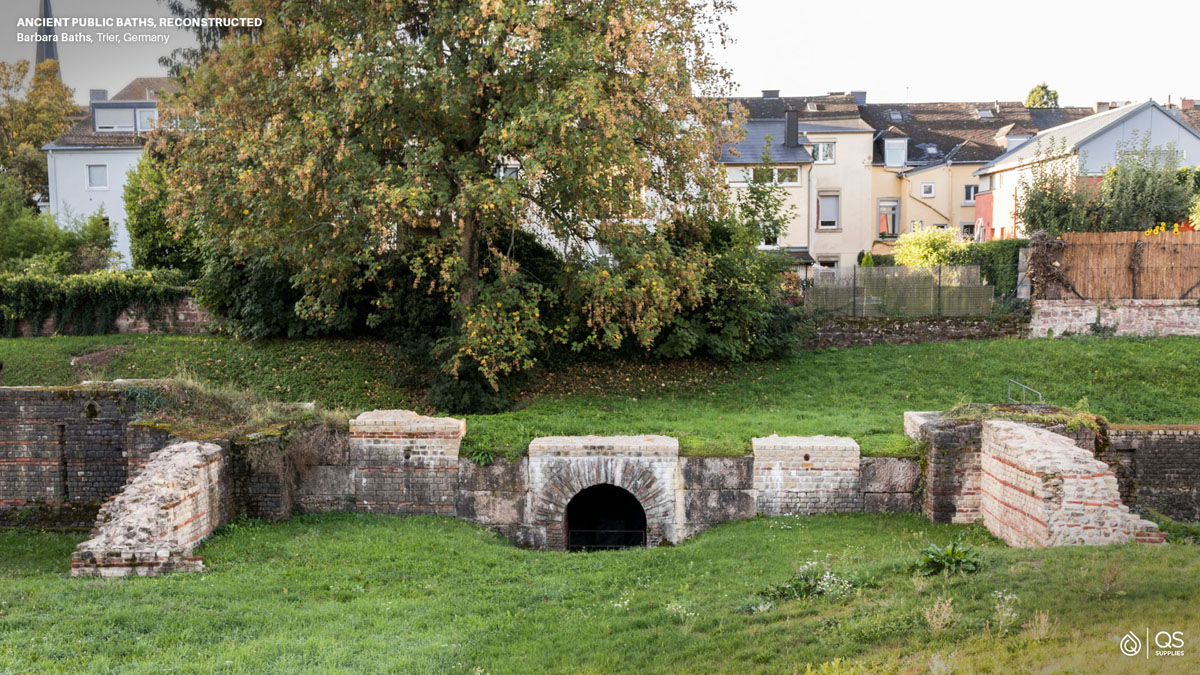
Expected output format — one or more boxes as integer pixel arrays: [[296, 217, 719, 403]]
[[531, 456, 675, 550]]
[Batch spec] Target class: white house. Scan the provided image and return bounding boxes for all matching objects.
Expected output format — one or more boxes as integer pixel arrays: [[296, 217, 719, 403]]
[[43, 78, 174, 265], [974, 100, 1200, 239]]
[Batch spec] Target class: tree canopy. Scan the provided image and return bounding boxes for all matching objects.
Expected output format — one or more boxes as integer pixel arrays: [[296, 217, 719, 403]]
[[157, 0, 747, 387], [0, 60, 75, 201], [1024, 83, 1059, 109]]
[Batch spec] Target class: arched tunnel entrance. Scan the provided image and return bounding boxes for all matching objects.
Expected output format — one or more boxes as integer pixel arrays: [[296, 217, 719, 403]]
[[565, 484, 647, 551]]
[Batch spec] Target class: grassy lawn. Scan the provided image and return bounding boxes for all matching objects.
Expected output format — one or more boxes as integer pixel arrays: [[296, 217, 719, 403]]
[[1, 514, 1196, 673], [2, 334, 1200, 458]]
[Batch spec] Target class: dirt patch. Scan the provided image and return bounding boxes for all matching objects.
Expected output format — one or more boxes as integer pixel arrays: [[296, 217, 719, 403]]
[[70, 346, 131, 369]]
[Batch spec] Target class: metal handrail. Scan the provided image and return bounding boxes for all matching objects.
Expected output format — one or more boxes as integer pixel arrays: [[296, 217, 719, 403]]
[[1007, 379, 1043, 403]]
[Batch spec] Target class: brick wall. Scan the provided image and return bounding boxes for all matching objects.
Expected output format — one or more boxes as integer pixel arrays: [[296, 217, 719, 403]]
[[905, 410, 1098, 524], [14, 297, 211, 337], [1103, 426, 1200, 521], [752, 435, 862, 515], [0, 387, 135, 527], [71, 441, 233, 577], [1029, 299, 1200, 338], [979, 421, 1163, 547], [348, 410, 464, 515], [805, 315, 1025, 350]]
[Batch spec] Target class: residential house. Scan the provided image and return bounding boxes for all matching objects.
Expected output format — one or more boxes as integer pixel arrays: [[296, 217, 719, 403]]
[[722, 91, 875, 269], [43, 77, 176, 264], [974, 100, 1200, 239], [860, 102, 1092, 249]]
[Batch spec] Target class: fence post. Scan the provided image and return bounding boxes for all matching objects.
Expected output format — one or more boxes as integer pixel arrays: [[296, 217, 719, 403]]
[[852, 265, 857, 317], [937, 265, 943, 316]]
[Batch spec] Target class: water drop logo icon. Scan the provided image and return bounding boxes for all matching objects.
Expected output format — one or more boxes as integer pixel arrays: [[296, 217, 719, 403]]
[[1120, 631, 1142, 657]]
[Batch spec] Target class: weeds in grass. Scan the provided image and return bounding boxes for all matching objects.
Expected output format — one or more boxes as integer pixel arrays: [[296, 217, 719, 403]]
[[1097, 562, 1124, 600], [1022, 610, 1058, 643], [990, 589, 1019, 634], [911, 574, 930, 592], [914, 536, 982, 577], [927, 652, 957, 675], [923, 596, 958, 633], [1138, 507, 1200, 543], [760, 561, 856, 602]]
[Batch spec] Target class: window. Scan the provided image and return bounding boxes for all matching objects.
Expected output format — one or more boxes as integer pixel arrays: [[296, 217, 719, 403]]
[[977, 109, 994, 119], [964, 185, 979, 204], [877, 199, 899, 238], [726, 167, 749, 183], [888, 111, 903, 122], [884, 139, 907, 167], [817, 194, 840, 230], [86, 164, 108, 189], [137, 108, 158, 132], [497, 164, 520, 179], [744, 167, 800, 184], [94, 107, 135, 132], [776, 168, 799, 184], [811, 142, 835, 164], [817, 259, 839, 269], [752, 168, 774, 183], [961, 222, 976, 239], [761, 234, 778, 247], [920, 182, 935, 198]]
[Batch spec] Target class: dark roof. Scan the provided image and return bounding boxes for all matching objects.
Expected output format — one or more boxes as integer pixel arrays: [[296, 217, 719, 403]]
[[720, 119, 813, 165], [1182, 109, 1200, 134], [43, 110, 143, 149], [860, 102, 1094, 166], [111, 77, 177, 101], [726, 93, 863, 122]]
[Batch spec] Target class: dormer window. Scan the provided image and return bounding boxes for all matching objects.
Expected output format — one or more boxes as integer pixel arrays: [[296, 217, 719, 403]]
[[884, 138, 907, 167], [94, 107, 135, 132], [137, 108, 159, 132]]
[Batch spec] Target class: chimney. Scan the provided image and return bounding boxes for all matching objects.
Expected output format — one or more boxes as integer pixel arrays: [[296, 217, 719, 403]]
[[761, 89, 780, 100], [850, 91, 867, 106], [89, 89, 107, 102], [1095, 101, 1110, 113], [784, 106, 799, 148]]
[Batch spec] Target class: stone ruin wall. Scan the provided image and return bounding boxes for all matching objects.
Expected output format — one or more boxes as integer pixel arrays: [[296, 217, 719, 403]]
[[1100, 425, 1200, 522], [71, 441, 233, 577], [752, 436, 862, 515], [1029, 299, 1200, 339], [979, 421, 1163, 547]]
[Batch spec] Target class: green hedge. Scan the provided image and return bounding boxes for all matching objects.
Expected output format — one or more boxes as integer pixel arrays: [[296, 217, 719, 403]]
[[950, 239, 1028, 297], [0, 269, 191, 337]]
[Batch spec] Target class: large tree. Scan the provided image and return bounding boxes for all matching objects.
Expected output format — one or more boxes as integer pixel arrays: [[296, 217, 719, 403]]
[[0, 60, 75, 201], [157, 0, 742, 385]]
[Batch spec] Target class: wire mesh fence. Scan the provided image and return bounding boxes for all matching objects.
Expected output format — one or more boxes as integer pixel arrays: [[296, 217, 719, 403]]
[[799, 264, 1026, 317]]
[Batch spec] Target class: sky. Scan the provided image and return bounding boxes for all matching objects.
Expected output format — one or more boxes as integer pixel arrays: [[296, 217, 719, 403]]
[[1, 0, 1197, 107]]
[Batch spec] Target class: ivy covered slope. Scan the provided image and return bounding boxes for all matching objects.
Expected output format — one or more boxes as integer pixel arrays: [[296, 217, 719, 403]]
[[3, 335, 1200, 459], [0, 270, 190, 337]]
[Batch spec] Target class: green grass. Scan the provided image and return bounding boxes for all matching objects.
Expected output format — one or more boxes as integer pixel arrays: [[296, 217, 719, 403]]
[[1, 514, 1197, 673], [3, 334, 1200, 458]]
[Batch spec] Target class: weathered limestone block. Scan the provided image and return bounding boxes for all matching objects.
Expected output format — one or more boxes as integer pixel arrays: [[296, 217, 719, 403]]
[[680, 456, 753, 490], [71, 440, 232, 577], [979, 421, 1163, 547], [752, 435, 862, 515], [860, 457, 920, 493]]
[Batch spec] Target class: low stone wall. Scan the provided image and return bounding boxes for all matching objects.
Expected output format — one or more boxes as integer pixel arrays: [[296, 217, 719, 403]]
[[679, 457, 756, 537], [752, 435, 862, 515], [1102, 426, 1200, 521], [71, 441, 233, 577], [979, 421, 1163, 547], [349, 410, 464, 515], [804, 315, 1025, 350], [1029, 299, 1200, 338], [0, 387, 137, 527], [14, 297, 211, 337], [860, 457, 920, 512], [905, 410, 1098, 524]]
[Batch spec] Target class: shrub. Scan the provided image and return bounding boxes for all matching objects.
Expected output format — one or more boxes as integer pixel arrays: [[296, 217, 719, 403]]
[[894, 228, 967, 267], [949, 238, 1028, 297], [759, 561, 857, 601], [923, 596, 958, 633], [0, 269, 189, 337], [0, 173, 115, 273], [913, 537, 982, 576], [125, 155, 202, 277]]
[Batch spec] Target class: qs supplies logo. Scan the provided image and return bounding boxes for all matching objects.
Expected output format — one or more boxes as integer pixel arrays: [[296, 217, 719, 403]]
[[1119, 629, 1185, 658]]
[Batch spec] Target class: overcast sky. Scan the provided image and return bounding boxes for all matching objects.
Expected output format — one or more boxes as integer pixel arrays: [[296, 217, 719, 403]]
[[2, 0, 1197, 106]]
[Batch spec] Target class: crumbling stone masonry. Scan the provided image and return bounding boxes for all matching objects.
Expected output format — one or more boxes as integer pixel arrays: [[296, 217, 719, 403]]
[[71, 441, 233, 577], [1029, 299, 1200, 339], [1100, 425, 1200, 521], [752, 436, 862, 515], [979, 421, 1164, 547]]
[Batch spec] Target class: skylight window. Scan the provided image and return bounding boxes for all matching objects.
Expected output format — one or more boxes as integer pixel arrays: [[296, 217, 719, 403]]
[[977, 109, 994, 118], [888, 111, 903, 122]]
